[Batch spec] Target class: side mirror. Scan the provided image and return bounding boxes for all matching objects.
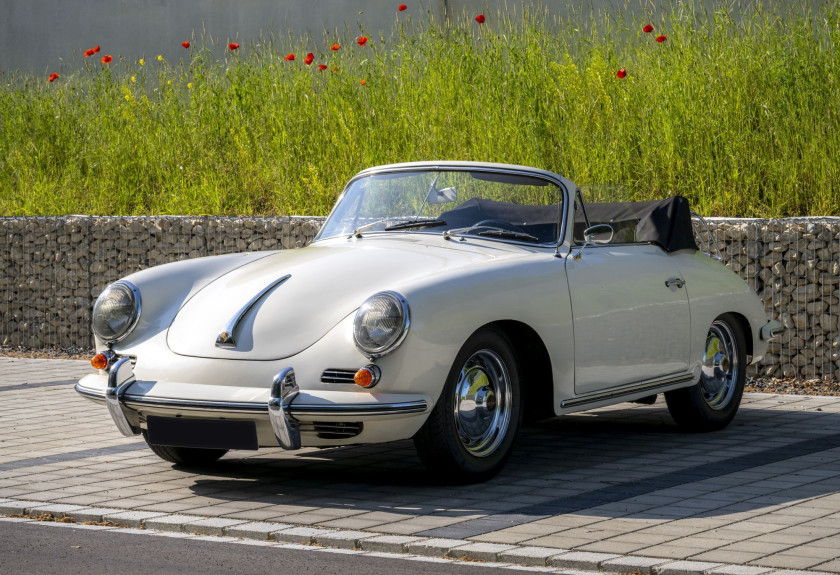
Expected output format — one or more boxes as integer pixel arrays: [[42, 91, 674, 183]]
[[572, 224, 614, 261], [583, 224, 614, 245]]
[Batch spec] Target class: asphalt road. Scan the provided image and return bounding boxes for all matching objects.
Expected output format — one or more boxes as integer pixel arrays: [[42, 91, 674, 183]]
[[0, 521, 516, 575]]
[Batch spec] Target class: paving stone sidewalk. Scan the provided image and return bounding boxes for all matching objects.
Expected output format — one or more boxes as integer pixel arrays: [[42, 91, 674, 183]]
[[2, 357, 840, 573]]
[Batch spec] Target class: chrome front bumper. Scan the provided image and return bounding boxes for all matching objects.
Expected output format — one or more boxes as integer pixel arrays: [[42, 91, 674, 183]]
[[76, 362, 428, 450]]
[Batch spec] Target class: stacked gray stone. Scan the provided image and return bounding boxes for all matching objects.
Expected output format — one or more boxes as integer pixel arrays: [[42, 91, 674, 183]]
[[704, 218, 840, 382], [1, 215, 839, 382]]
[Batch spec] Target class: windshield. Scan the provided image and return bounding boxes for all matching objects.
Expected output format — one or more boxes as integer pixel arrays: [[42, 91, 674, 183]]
[[316, 169, 564, 245]]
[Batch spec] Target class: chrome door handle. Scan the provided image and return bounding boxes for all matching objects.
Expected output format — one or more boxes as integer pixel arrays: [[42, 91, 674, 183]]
[[665, 278, 685, 288]]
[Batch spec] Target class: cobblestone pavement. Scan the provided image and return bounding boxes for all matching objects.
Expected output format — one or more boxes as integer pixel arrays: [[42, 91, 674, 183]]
[[2, 357, 840, 574]]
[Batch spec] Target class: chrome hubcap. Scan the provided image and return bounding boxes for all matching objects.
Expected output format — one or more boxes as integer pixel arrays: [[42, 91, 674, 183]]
[[700, 321, 739, 410], [453, 349, 512, 457]]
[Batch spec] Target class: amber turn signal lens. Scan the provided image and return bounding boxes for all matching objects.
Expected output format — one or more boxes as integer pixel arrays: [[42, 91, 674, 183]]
[[354, 368, 374, 388], [91, 353, 109, 370]]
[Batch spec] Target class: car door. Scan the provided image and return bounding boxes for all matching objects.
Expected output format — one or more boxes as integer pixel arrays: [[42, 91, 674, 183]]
[[565, 243, 691, 395]]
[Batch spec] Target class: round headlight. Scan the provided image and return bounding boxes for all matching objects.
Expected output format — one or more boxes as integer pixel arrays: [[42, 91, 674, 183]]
[[92, 281, 141, 344], [353, 291, 410, 357]]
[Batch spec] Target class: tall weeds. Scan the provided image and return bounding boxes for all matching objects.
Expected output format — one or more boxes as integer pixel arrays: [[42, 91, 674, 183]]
[[1, 2, 838, 216]]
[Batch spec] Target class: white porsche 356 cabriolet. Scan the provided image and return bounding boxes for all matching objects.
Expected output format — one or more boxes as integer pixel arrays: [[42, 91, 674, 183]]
[[76, 161, 781, 481]]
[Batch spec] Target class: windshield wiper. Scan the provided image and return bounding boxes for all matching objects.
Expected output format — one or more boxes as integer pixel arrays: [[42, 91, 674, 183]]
[[476, 229, 540, 242], [350, 218, 447, 238], [385, 218, 447, 231], [444, 225, 540, 243]]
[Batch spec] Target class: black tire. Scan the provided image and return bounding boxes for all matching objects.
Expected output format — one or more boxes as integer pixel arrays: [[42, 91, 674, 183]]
[[142, 431, 228, 466], [413, 327, 522, 482], [665, 313, 746, 432]]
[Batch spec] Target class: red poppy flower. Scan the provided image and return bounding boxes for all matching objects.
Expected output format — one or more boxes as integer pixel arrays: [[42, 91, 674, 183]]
[[84, 49, 95, 58], [643, 24, 654, 33], [229, 42, 239, 51], [94, 46, 100, 53], [616, 68, 626, 79], [656, 35, 667, 42], [318, 64, 328, 70], [182, 41, 190, 49], [360, 79, 366, 85], [475, 14, 485, 24], [357, 36, 368, 47], [304, 52, 314, 65], [331, 43, 340, 51], [101, 55, 112, 64], [48, 73, 59, 82], [398, 4, 407, 11], [285, 53, 295, 61]]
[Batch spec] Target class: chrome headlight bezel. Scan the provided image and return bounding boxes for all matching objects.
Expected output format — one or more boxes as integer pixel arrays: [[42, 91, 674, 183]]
[[91, 281, 142, 344], [353, 291, 410, 358]]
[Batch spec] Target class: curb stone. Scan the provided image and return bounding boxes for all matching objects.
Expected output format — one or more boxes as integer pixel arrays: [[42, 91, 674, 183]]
[[224, 521, 292, 539], [655, 561, 725, 575], [405, 537, 472, 557], [1, 506, 837, 575], [273, 526, 335, 544], [447, 542, 518, 561], [499, 546, 569, 566], [360, 535, 424, 553], [549, 552, 621, 571]]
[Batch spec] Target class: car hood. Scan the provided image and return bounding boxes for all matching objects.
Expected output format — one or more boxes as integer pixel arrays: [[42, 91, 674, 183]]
[[166, 236, 505, 360]]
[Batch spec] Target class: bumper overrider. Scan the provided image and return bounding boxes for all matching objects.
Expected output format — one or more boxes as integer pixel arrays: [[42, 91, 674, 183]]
[[76, 359, 429, 450]]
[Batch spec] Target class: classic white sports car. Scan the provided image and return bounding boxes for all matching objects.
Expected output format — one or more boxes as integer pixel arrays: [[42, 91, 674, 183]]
[[76, 162, 782, 481]]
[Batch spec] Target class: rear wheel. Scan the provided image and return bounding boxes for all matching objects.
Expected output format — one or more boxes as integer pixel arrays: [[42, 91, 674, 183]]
[[665, 314, 746, 431], [414, 327, 522, 482], [142, 431, 228, 466]]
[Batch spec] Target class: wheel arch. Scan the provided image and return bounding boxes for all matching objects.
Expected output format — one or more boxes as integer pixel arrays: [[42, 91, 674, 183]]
[[483, 320, 555, 424], [722, 311, 754, 359]]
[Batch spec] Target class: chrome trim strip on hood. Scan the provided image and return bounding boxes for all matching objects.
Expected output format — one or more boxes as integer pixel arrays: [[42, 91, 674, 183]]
[[215, 274, 291, 348]]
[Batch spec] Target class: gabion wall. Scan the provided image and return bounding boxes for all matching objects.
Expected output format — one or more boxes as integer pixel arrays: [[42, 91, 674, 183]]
[[704, 218, 840, 382], [0, 216, 324, 349], [1, 216, 838, 382]]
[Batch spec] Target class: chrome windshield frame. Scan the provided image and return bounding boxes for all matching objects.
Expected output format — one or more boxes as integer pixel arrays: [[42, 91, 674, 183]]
[[314, 162, 570, 251]]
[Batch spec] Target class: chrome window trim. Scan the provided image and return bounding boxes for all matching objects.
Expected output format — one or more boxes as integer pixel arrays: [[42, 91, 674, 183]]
[[314, 163, 569, 250]]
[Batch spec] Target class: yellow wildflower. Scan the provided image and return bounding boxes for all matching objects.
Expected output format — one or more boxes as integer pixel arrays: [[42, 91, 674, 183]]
[[187, 83, 193, 89], [130, 76, 136, 83], [157, 55, 163, 61], [167, 80, 172, 85], [139, 58, 145, 66]]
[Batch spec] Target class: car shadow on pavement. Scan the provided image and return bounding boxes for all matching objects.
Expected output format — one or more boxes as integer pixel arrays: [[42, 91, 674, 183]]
[[177, 399, 840, 535]]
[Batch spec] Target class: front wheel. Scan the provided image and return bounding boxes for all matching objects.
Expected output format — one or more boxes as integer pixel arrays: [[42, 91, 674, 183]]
[[665, 314, 746, 431], [142, 431, 228, 466], [413, 327, 522, 482]]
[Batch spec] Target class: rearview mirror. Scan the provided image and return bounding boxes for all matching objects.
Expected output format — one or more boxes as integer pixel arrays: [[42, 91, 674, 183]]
[[429, 187, 457, 204]]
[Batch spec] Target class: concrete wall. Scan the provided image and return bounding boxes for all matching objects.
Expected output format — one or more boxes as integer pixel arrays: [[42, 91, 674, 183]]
[[3, 0, 820, 74], [1, 215, 839, 381]]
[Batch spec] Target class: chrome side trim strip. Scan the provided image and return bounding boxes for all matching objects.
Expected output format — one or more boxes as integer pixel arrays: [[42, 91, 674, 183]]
[[561, 373, 695, 409], [216, 274, 291, 348]]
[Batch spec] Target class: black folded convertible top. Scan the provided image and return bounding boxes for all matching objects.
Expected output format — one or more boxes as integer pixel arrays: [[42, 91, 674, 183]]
[[580, 196, 698, 253]]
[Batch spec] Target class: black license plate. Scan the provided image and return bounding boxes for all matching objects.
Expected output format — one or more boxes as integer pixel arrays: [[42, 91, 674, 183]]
[[146, 416, 258, 451]]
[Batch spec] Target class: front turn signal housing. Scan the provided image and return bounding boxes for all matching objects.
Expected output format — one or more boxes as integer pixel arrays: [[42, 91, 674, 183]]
[[354, 365, 381, 388], [91, 353, 109, 370]]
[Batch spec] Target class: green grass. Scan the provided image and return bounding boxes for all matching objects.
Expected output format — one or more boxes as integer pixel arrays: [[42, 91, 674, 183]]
[[2, 2, 839, 217]]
